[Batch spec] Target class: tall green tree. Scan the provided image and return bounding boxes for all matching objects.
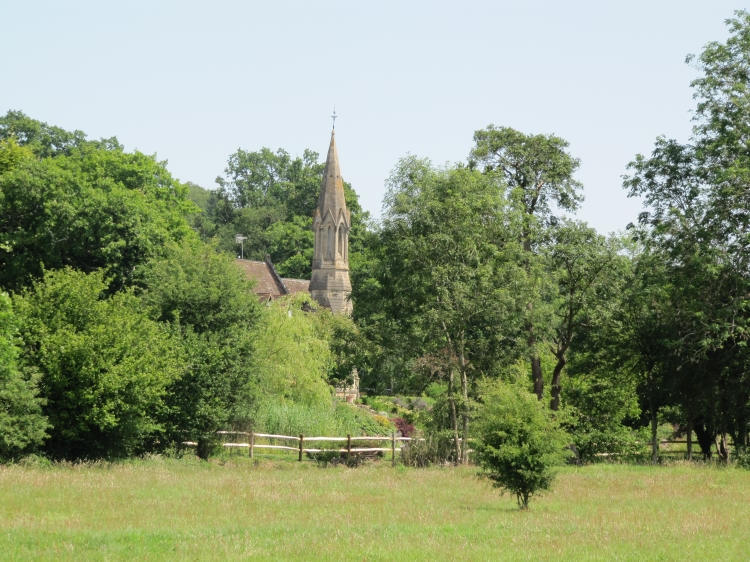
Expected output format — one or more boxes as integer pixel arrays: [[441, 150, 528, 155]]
[[470, 126, 583, 399], [367, 157, 527, 462], [623, 11, 750, 459], [545, 221, 623, 411], [139, 241, 263, 458], [0, 115, 195, 293]]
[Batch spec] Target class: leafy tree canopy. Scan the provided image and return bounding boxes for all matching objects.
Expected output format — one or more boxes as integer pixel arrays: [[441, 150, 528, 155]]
[[621, 11, 750, 457], [470, 125, 583, 220], [0, 110, 89, 159], [0, 291, 48, 460], [138, 241, 264, 456], [13, 269, 183, 460], [0, 112, 196, 292], [354, 156, 528, 462]]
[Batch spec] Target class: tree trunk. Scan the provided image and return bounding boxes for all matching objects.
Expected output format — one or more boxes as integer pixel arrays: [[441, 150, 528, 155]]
[[531, 355, 543, 400], [523, 233, 543, 400], [459, 350, 469, 465], [716, 432, 730, 463], [447, 367, 461, 464], [527, 303, 543, 400], [650, 398, 658, 465], [550, 355, 566, 411], [686, 416, 693, 461], [693, 417, 714, 460]]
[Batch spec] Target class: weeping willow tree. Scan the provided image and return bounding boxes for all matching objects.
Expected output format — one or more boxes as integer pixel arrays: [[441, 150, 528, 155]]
[[247, 293, 335, 407]]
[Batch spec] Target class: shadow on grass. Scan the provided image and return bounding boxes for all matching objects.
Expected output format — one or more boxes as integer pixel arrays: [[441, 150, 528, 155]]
[[458, 503, 534, 513]]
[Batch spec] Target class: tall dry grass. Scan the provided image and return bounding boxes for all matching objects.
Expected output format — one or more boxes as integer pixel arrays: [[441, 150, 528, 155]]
[[0, 459, 748, 561]]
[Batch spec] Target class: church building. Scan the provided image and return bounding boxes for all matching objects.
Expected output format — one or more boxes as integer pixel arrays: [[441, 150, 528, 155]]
[[236, 129, 353, 314]]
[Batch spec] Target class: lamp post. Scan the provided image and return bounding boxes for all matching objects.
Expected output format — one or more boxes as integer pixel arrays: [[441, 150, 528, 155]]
[[235, 234, 247, 260]]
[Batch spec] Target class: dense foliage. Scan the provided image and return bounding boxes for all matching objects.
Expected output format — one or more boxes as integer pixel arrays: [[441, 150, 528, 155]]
[[0, 112, 195, 293], [474, 378, 570, 509], [618, 11, 750, 461], [355, 158, 529, 463], [13, 269, 182, 459], [0, 114, 371, 460], [0, 292, 48, 460], [2, 11, 750, 477]]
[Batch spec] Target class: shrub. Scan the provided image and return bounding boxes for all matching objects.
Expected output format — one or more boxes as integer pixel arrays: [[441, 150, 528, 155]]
[[474, 379, 570, 509], [410, 398, 431, 411], [735, 448, 750, 470], [392, 417, 415, 437], [424, 383, 447, 400], [572, 425, 648, 464], [0, 293, 48, 461], [400, 433, 454, 467], [393, 396, 409, 409], [14, 269, 183, 460], [373, 414, 394, 432], [308, 449, 370, 468]]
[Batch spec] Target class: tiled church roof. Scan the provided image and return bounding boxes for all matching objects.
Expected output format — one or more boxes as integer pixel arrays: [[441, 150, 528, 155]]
[[235, 257, 309, 300]]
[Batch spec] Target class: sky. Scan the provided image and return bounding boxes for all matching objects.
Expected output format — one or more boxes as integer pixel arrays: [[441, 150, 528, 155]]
[[2, 0, 746, 234]]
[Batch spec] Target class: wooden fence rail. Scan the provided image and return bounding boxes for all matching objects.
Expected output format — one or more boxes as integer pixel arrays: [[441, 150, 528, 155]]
[[196, 434, 729, 462], [209, 431, 424, 465]]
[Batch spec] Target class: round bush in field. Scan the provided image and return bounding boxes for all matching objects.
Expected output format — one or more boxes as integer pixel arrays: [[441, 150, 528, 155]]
[[474, 380, 569, 509]]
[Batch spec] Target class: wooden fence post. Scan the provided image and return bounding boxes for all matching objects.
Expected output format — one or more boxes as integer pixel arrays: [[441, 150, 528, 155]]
[[347, 434, 352, 458], [391, 432, 396, 467], [249, 431, 255, 459], [299, 434, 304, 462]]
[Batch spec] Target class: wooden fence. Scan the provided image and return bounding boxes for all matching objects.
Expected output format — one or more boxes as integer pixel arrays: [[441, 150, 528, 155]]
[[189, 434, 711, 462], [214, 431, 420, 465]]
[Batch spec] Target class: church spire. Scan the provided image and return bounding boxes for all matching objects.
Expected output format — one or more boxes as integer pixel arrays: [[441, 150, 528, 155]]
[[310, 129, 352, 314], [315, 130, 348, 225]]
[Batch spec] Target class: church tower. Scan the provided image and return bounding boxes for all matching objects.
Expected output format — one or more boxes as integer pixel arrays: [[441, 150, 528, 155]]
[[310, 130, 353, 314]]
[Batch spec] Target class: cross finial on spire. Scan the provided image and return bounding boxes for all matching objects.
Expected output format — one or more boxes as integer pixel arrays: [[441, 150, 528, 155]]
[[331, 107, 337, 130]]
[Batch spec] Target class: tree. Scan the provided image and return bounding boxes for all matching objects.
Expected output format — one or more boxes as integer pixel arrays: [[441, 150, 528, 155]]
[[470, 126, 583, 399], [0, 118, 196, 292], [562, 244, 671, 464], [0, 110, 88, 159], [139, 241, 262, 335], [0, 292, 48, 460], [14, 269, 183, 460], [139, 241, 263, 458], [246, 293, 335, 409], [0, 136, 33, 175], [364, 157, 527, 463], [622, 11, 750, 460], [474, 378, 569, 509], [545, 221, 623, 411]]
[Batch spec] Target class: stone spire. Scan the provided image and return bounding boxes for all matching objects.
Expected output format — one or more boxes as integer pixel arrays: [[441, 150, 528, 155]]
[[310, 130, 352, 314]]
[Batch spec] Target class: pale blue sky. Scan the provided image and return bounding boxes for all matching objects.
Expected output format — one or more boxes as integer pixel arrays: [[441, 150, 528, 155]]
[[2, 1, 745, 233]]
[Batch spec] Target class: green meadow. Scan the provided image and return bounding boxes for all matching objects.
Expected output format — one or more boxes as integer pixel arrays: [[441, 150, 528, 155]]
[[1, 458, 748, 561]]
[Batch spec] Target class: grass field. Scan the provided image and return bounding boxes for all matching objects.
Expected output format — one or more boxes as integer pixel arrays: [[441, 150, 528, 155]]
[[1, 455, 749, 561]]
